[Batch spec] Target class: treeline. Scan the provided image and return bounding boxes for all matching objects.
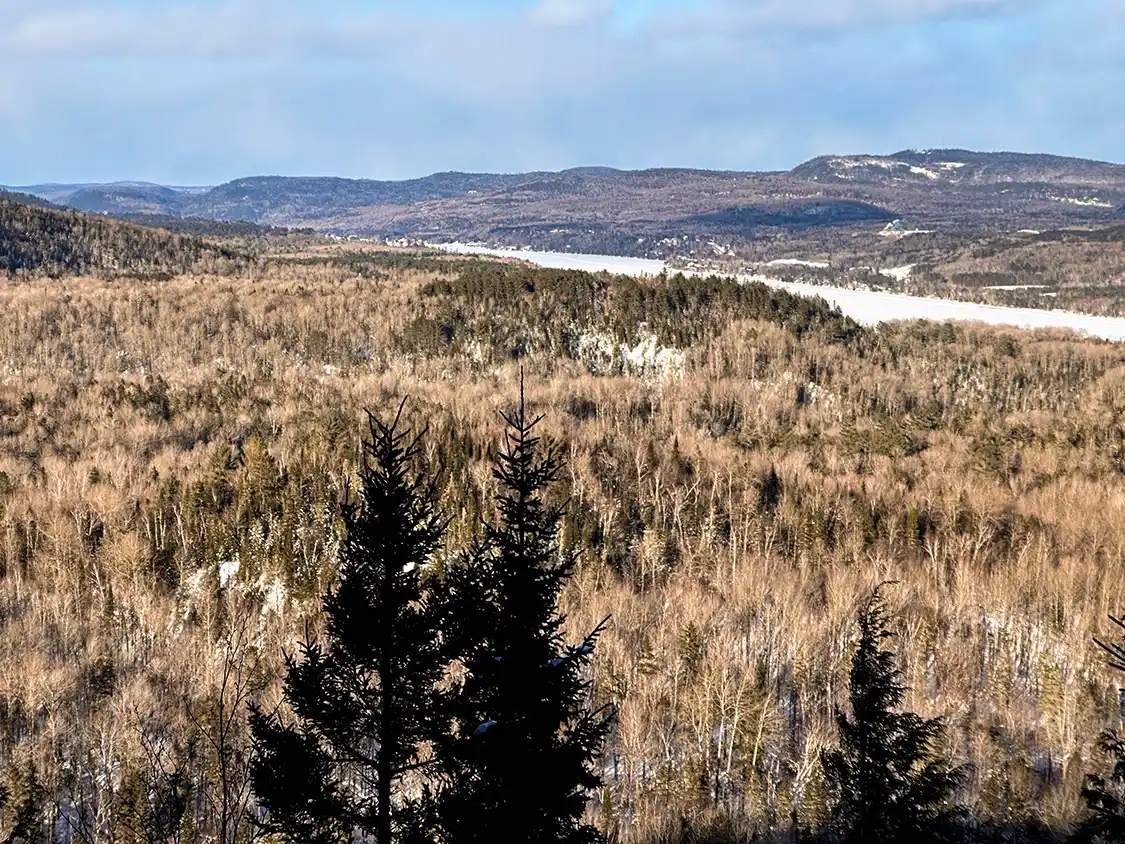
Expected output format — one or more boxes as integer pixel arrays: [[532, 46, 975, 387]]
[[110, 213, 310, 240], [0, 196, 248, 278]]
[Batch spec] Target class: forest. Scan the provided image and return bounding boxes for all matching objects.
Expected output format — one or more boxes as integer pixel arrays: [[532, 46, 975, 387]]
[[0, 196, 286, 279], [2, 244, 1125, 842]]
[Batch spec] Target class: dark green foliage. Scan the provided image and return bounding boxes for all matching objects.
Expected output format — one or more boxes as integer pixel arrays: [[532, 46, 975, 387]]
[[437, 389, 614, 844], [403, 262, 862, 361], [757, 466, 783, 514], [280, 251, 475, 277], [1076, 731, 1125, 844], [821, 586, 966, 844], [245, 711, 350, 844], [0, 767, 45, 844], [112, 213, 299, 238], [249, 406, 448, 844], [0, 196, 244, 277], [1075, 616, 1125, 843]]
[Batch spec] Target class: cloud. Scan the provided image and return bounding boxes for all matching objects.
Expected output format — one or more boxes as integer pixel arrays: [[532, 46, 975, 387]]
[[527, 0, 613, 28], [0, 1, 403, 58], [0, 0, 1120, 186], [655, 0, 1021, 35]]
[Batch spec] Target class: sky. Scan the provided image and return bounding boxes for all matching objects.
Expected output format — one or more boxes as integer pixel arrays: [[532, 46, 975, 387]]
[[0, 0, 1121, 185]]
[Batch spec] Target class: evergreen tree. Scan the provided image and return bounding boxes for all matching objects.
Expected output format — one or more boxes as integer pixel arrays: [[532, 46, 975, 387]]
[[821, 586, 965, 844], [0, 767, 44, 844], [249, 405, 448, 844], [436, 388, 614, 844], [1074, 615, 1125, 843]]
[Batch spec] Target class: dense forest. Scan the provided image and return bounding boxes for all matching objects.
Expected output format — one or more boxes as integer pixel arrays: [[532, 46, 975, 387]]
[[108, 214, 308, 241], [0, 196, 248, 277], [3, 245, 1125, 841]]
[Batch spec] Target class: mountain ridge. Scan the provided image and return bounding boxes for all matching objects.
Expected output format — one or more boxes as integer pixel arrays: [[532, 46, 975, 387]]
[[8, 149, 1125, 250]]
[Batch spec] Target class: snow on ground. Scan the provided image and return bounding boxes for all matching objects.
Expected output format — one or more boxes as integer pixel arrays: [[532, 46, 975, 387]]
[[879, 265, 915, 282], [219, 557, 240, 588], [831, 157, 898, 170], [432, 242, 665, 276], [760, 279, 1125, 341], [879, 221, 934, 237], [429, 247, 1125, 342], [984, 284, 1050, 291], [766, 258, 830, 269], [1048, 196, 1114, 208]]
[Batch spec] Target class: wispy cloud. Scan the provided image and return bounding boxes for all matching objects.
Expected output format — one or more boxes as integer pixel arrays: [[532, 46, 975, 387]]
[[0, 1, 403, 58], [655, 0, 1023, 35], [527, 0, 613, 28]]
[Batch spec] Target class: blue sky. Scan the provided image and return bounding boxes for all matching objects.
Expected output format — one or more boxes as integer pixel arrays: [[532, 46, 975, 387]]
[[0, 0, 1121, 185]]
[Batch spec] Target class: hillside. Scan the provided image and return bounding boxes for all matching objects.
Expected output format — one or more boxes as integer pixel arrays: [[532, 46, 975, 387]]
[[0, 188, 56, 209], [183, 171, 553, 223], [791, 148, 1125, 187], [66, 183, 189, 215], [10, 149, 1125, 255], [0, 193, 244, 277], [1, 251, 1125, 842]]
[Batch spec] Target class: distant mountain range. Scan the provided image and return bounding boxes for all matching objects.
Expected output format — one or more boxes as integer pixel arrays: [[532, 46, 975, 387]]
[[7, 150, 1125, 253]]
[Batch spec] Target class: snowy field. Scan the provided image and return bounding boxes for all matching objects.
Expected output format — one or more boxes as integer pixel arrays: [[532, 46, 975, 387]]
[[433, 243, 665, 276], [430, 244, 1125, 342]]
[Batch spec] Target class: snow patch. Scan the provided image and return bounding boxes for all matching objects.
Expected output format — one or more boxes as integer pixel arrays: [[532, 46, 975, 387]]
[[218, 557, 241, 588], [830, 157, 903, 171], [879, 265, 915, 282], [257, 576, 287, 615], [909, 166, 939, 180], [880, 220, 933, 237], [766, 258, 829, 269], [1048, 196, 1113, 208], [572, 327, 684, 380], [431, 242, 665, 276]]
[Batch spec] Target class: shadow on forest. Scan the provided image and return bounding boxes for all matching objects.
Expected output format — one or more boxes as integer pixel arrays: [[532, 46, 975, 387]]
[[635, 819, 1066, 844]]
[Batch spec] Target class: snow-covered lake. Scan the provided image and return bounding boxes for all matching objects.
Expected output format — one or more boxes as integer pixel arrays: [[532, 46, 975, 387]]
[[435, 243, 665, 276], [432, 244, 1125, 342]]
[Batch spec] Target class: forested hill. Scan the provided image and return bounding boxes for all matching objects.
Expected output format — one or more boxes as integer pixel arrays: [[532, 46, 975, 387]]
[[0, 193, 245, 277]]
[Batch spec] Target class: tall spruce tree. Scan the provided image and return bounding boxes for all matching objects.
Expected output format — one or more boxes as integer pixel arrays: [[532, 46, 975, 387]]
[[436, 389, 614, 844], [821, 586, 965, 844], [1074, 615, 1125, 843], [249, 405, 448, 844]]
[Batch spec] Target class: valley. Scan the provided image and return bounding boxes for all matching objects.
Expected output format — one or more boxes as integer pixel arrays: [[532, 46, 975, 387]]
[[11, 148, 1125, 320], [432, 242, 1125, 339], [0, 214, 1124, 838], [2, 155, 1125, 842]]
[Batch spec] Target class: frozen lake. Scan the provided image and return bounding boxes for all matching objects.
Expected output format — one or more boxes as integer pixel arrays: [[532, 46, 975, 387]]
[[434, 243, 666, 276], [432, 244, 1125, 342]]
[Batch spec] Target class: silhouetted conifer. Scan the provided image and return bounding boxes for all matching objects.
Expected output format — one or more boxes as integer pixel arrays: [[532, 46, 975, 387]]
[[1075, 615, 1125, 843], [436, 386, 614, 844], [821, 586, 965, 844], [0, 767, 44, 844], [249, 405, 448, 844]]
